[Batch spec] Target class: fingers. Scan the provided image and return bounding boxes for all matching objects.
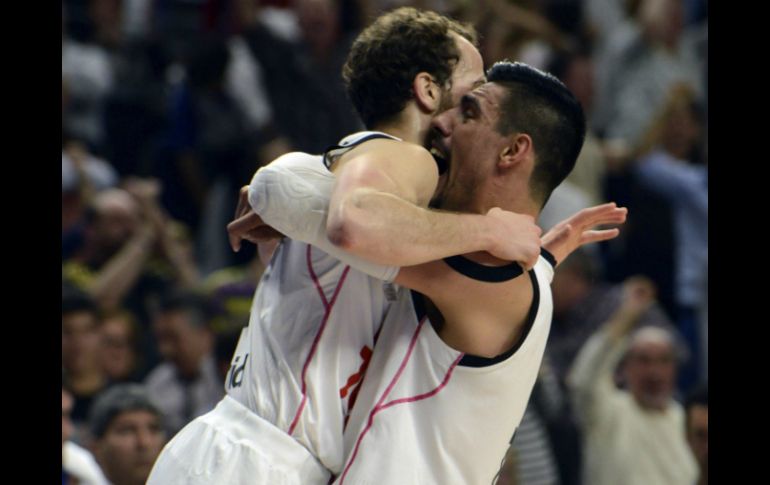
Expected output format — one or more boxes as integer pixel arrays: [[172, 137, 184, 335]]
[[570, 203, 627, 226], [572, 209, 627, 232], [241, 227, 283, 245], [522, 250, 540, 271], [234, 185, 250, 219], [227, 211, 265, 252], [542, 223, 573, 246], [519, 260, 535, 272], [579, 228, 620, 245], [228, 222, 243, 252]]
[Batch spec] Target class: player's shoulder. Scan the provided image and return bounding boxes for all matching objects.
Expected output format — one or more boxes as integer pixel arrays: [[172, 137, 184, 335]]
[[353, 139, 435, 171], [368, 138, 431, 158]]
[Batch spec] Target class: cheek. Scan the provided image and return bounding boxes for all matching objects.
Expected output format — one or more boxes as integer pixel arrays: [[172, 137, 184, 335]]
[[104, 435, 137, 458], [156, 336, 176, 357], [149, 433, 166, 452]]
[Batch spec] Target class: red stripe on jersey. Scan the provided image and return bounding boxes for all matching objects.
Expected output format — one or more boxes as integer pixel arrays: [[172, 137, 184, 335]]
[[379, 352, 463, 409], [340, 345, 373, 399], [343, 324, 384, 431], [340, 317, 452, 485], [306, 244, 330, 309], [288, 245, 351, 435]]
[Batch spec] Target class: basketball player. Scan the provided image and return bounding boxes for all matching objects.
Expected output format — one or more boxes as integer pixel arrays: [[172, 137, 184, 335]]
[[149, 9, 624, 485], [237, 62, 622, 485], [147, 9, 508, 485]]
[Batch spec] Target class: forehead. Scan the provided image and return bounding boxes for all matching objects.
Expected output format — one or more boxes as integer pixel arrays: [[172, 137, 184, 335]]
[[103, 315, 131, 331], [108, 409, 161, 429], [450, 34, 484, 83], [628, 339, 675, 358], [63, 310, 98, 330], [465, 83, 506, 116]]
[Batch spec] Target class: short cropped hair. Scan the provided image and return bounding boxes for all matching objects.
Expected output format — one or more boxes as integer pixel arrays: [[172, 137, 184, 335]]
[[487, 61, 586, 207], [62, 284, 99, 319], [89, 384, 164, 438], [157, 289, 214, 330]]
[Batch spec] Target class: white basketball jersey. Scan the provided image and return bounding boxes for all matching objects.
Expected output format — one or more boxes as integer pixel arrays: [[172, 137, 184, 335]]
[[226, 132, 401, 475], [335, 255, 556, 485]]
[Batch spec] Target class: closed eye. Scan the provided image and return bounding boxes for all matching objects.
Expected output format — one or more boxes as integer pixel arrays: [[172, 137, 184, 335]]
[[460, 94, 480, 121]]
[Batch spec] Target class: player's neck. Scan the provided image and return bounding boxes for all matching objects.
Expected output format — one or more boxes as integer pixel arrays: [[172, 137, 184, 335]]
[[372, 107, 431, 146], [481, 178, 540, 220]]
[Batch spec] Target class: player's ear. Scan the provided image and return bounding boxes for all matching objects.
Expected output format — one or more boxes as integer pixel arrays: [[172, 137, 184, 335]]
[[413, 72, 442, 113], [498, 133, 532, 170]]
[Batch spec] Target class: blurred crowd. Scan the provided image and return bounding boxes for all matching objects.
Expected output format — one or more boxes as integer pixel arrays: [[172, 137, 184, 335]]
[[62, 1, 707, 484]]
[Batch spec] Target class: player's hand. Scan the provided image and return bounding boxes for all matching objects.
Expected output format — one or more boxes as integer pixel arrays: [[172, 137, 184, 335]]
[[485, 207, 542, 271], [541, 202, 627, 266], [227, 186, 283, 252]]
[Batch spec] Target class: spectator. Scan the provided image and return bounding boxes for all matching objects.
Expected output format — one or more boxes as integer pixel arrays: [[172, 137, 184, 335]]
[[62, 286, 109, 440], [631, 83, 708, 389], [62, 188, 159, 313], [203, 251, 268, 336], [159, 34, 273, 274], [548, 249, 673, 384], [144, 290, 223, 434], [459, 0, 570, 73], [62, 140, 119, 261], [63, 183, 200, 371], [509, 355, 579, 485], [62, 3, 114, 152], [89, 384, 168, 485], [567, 275, 698, 485], [238, 0, 364, 154], [98, 309, 144, 383], [685, 385, 708, 485], [546, 45, 608, 209], [590, 0, 705, 149], [63, 373, 110, 485]]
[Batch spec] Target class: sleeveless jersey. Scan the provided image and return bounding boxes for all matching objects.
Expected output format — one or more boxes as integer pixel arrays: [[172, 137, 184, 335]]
[[226, 131, 401, 474], [335, 255, 556, 485]]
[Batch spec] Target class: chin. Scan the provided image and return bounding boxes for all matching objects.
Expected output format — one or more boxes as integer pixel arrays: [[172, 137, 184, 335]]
[[641, 394, 670, 411]]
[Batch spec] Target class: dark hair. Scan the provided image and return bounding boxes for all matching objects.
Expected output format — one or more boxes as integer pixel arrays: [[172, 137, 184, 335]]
[[157, 289, 213, 330], [89, 384, 164, 438], [62, 284, 99, 318], [487, 61, 586, 207], [685, 384, 708, 410], [343, 7, 477, 127], [684, 383, 708, 429]]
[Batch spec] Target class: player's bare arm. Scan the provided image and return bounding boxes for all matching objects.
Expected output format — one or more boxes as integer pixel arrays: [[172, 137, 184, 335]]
[[394, 202, 627, 357]]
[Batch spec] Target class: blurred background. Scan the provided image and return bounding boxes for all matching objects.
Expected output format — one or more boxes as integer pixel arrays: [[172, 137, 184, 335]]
[[62, 1, 707, 484]]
